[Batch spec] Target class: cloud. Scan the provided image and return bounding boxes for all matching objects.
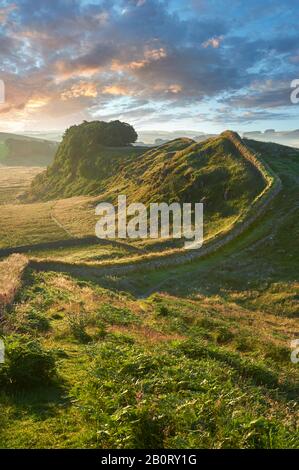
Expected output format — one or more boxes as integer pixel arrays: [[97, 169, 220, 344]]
[[202, 35, 223, 48], [0, 0, 299, 130], [221, 80, 295, 109], [0, 3, 17, 24], [61, 82, 98, 99], [102, 85, 130, 96]]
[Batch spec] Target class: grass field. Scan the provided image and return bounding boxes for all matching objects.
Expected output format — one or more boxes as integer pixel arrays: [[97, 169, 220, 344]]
[[0, 134, 267, 255], [0, 270, 297, 448], [0, 254, 28, 313], [0, 136, 298, 449], [0, 167, 43, 204], [0, 142, 8, 162]]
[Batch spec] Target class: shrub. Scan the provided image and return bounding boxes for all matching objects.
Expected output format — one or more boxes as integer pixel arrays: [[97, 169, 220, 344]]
[[95, 320, 108, 340], [216, 327, 235, 344], [16, 308, 50, 334], [0, 335, 57, 388], [265, 343, 290, 363], [97, 304, 138, 326], [67, 312, 92, 344], [235, 333, 257, 352], [156, 305, 169, 317]]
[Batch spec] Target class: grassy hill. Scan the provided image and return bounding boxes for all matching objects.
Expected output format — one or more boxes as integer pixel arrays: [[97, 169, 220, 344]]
[[19, 130, 267, 254], [28, 129, 265, 208], [108, 139, 298, 317], [0, 135, 298, 449], [0, 132, 267, 253], [0, 269, 297, 448], [0, 132, 58, 167]]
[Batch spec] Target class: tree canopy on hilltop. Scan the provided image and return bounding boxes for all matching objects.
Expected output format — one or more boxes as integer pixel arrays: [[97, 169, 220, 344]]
[[65, 120, 138, 147], [26, 120, 141, 199]]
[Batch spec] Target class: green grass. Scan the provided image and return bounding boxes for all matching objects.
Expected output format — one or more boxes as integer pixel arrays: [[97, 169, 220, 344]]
[[0, 166, 43, 204], [1, 133, 266, 253], [29, 242, 137, 263], [0, 270, 297, 448], [98, 140, 298, 317], [27, 145, 149, 201], [0, 136, 298, 449]]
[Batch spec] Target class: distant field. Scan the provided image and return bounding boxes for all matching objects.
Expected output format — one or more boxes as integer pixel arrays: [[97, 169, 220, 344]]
[[0, 142, 8, 162], [0, 166, 43, 204], [0, 200, 70, 249]]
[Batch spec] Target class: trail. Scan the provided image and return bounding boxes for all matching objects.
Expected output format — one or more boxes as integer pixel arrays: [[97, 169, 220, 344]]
[[50, 201, 74, 238]]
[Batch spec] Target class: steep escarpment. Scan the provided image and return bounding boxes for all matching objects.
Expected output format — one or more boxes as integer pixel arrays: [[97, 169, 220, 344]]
[[26, 123, 266, 234], [26, 120, 143, 201]]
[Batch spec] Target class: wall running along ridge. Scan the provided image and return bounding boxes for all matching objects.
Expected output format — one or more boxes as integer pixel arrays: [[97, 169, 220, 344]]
[[29, 131, 282, 276]]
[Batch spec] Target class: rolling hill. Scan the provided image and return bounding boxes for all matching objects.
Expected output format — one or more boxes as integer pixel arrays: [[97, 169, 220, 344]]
[[27, 127, 265, 207], [21, 127, 268, 254], [0, 132, 58, 167], [0, 131, 298, 449]]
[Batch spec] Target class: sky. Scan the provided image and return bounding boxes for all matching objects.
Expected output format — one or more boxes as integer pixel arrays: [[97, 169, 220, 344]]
[[0, 0, 299, 134]]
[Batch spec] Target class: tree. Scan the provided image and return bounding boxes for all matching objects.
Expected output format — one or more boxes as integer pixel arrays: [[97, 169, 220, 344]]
[[64, 120, 138, 148]]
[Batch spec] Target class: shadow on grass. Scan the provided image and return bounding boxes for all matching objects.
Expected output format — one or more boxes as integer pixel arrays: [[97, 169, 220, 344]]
[[177, 340, 299, 401], [1, 380, 69, 420]]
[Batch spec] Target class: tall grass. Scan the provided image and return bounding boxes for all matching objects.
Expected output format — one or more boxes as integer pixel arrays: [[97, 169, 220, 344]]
[[0, 254, 28, 313]]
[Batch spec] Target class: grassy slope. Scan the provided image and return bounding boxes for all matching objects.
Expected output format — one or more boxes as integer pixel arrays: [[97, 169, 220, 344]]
[[4, 134, 265, 253], [0, 167, 68, 249], [0, 201, 70, 249], [105, 140, 298, 317], [0, 270, 297, 448], [0, 254, 28, 312], [0, 167, 43, 204], [0, 138, 297, 449], [27, 146, 149, 200], [0, 142, 8, 162]]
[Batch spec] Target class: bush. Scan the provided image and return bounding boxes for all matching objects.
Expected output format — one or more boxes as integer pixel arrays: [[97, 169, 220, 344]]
[[0, 335, 57, 388], [216, 327, 235, 344], [265, 343, 290, 363], [67, 312, 92, 344], [156, 305, 169, 317], [15, 308, 50, 334], [235, 333, 257, 352]]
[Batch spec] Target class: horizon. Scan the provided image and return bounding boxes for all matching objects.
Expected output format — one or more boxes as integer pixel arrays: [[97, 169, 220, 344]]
[[1, 125, 299, 147], [0, 0, 298, 134]]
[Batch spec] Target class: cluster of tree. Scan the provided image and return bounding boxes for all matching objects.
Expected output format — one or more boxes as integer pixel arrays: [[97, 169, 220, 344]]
[[26, 120, 139, 200], [64, 120, 138, 148], [51, 120, 138, 177]]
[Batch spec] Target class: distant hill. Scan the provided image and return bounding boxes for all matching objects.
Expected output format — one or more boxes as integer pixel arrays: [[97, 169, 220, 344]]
[[243, 129, 299, 148], [0, 132, 58, 167]]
